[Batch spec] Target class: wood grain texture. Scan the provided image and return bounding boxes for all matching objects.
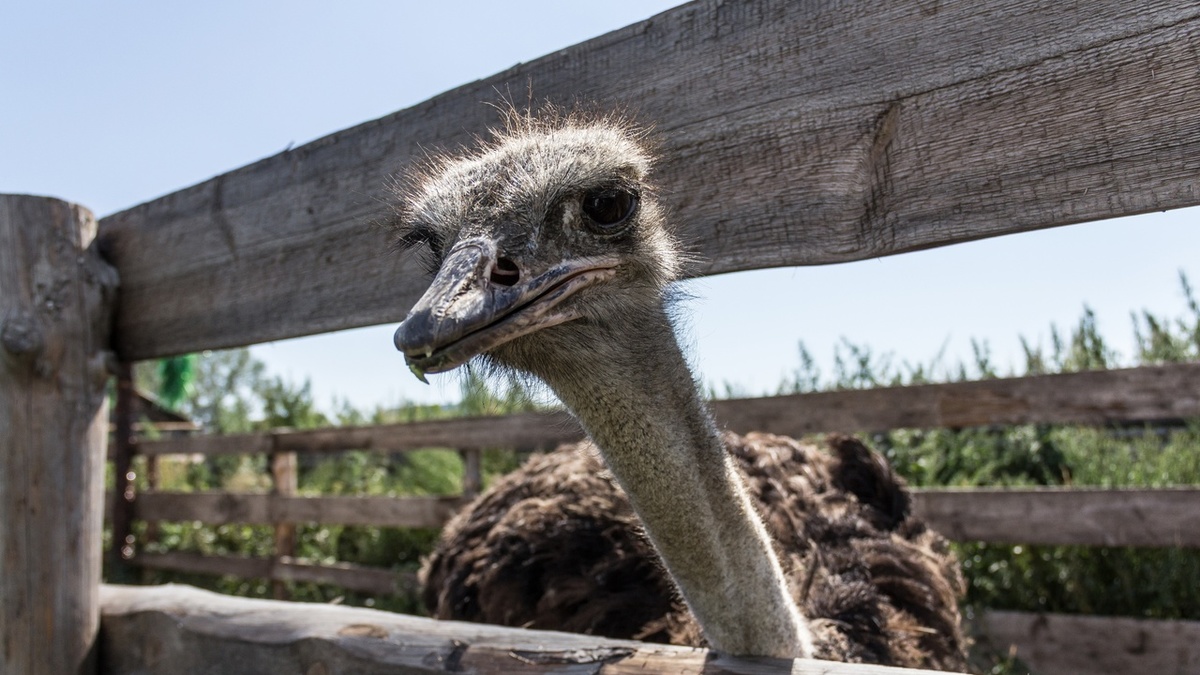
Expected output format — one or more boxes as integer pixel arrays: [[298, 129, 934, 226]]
[[135, 491, 468, 528], [912, 487, 1200, 548], [132, 553, 412, 597], [1, 195, 117, 675], [109, 363, 135, 579], [99, 583, 962, 675], [98, 0, 1200, 360], [97, 584, 1200, 675], [981, 611, 1200, 675], [711, 362, 1200, 436], [137, 409, 581, 456], [460, 448, 482, 499], [136, 363, 1200, 457], [269, 451, 298, 599]]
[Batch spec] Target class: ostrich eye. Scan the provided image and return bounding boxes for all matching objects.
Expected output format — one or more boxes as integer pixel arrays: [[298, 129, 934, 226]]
[[581, 188, 638, 233]]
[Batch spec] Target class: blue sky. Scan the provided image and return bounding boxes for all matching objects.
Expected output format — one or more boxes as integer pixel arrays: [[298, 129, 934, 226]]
[[4, 2, 1197, 412]]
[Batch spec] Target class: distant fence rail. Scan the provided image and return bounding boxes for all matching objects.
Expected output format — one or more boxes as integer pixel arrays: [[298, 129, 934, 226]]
[[132, 486, 1200, 549], [113, 361, 1200, 674], [133, 361, 1200, 459], [118, 362, 1200, 643]]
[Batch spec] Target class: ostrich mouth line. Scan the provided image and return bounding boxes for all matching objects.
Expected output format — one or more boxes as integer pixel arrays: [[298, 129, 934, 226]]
[[397, 261, 618, 377]]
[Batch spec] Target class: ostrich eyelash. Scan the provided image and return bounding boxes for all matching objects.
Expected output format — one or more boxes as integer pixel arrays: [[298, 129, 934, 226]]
[[396, 222, 435, 250], [395, 222, 445, 274]]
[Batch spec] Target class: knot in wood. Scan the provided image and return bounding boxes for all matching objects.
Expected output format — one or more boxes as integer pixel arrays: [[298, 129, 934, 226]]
[[1, 308, 44, 357]]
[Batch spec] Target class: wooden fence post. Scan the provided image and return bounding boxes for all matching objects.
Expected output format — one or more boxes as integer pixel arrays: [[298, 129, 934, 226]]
[[143, 454, 160, 544], [269, 444, 298, 599], [0, 195, 118, 675], [109, 362, 136, 581], [461, 448, 482, 499]]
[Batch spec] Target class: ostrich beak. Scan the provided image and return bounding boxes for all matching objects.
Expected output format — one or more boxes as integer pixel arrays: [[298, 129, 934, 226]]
[[394, 238, 618, 378]]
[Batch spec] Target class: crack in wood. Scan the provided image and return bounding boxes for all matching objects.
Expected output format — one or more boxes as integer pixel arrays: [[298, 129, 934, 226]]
[[210, 175, 239, 260], [508, 646, 636, 666], [855, 101, 902, 255]]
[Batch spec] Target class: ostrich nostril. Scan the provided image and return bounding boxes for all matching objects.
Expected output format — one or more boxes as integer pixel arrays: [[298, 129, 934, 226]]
[[490, 257, 521, 287]]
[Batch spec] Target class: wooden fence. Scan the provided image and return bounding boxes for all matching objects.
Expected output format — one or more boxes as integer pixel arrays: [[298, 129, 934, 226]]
[[5, 0, 1200, 673], [114, 362, 1200, 674]]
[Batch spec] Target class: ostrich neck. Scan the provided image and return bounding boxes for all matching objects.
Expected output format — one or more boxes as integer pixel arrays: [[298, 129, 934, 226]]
[[539, 311, 813, 658]]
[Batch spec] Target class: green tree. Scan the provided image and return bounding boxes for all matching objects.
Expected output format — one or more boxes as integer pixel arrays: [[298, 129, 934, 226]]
[[255, 376, 328, 430], [186, 349, 266, 434]]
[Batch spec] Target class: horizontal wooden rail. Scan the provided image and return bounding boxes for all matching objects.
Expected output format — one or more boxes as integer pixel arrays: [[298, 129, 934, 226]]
[[136, 410, 579, 457], [99, 583, 1200, 675], [134, 487, 1200, 549], [712, 362, 1200, 437], [136, 363, 1200, 457], [99, 583, 963, 674], [119, 565, 1200, 674], [981, 610, 1200, 675], [132, 552, 412, 597], [911, 487, 1200, 548], [135, 492, 467, 529], [98, 1, 1200, 359]]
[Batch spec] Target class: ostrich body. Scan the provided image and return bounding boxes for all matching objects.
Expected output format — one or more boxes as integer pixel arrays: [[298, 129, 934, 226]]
[[393, 111, 967, 668]]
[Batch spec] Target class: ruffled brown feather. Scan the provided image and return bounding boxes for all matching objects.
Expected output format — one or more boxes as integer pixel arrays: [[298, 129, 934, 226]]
[[420, 433, 969, 671]]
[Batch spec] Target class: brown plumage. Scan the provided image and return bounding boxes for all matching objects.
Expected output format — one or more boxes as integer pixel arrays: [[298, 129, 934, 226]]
[[421, 432, 968, 670]]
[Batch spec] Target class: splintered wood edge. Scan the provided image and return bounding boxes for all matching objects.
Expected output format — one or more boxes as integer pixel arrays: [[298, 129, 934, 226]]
[[98, 584, 959, 675]]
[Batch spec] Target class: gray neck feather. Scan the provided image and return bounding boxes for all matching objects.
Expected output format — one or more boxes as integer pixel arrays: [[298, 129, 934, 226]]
[[534, 308, 813, 657]]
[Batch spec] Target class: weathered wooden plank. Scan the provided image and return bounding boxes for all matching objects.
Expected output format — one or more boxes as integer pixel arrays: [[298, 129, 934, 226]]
[[137, 363, 1200, 458], [460, 448, 482, 499], [134, 550, 272, 579], [109, 363, 136, 580], [912, 487, 1200, 548], [99, 1, 1200, 359], [137, 432, 274, 457], [711, 362, 1200, 436], [99, 583, 962, 674], [133, 486, 1200, 549], [276, 495, 466, 529], [137, 409, 581, 456], [271, 558, 414, 597], [275, 410, 580, 454], [269, 450, 298, 599], [131, 553, 411, 597], [981, 610, 1200, 675], [1, 195, 117, 675], [134, 492, 467, 528]]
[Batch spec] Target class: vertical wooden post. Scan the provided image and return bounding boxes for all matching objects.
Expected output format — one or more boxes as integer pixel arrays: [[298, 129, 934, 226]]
[[269, 444, 298, 599], [143, 454, 160, 544], [461, 448, 483, 499], [140, 452, 160, 584], [109, 362, 136, 580], [0, 195, 118, 675]]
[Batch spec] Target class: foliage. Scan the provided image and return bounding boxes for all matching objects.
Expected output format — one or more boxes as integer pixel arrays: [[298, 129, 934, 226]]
[[925, 425, 1200, 619]]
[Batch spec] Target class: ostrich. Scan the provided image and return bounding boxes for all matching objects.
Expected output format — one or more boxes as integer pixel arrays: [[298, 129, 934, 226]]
[[392, 109, 968, 669]]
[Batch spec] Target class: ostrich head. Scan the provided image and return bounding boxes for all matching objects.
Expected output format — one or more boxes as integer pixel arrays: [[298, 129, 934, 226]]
[[393, 112, 683, 381]]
